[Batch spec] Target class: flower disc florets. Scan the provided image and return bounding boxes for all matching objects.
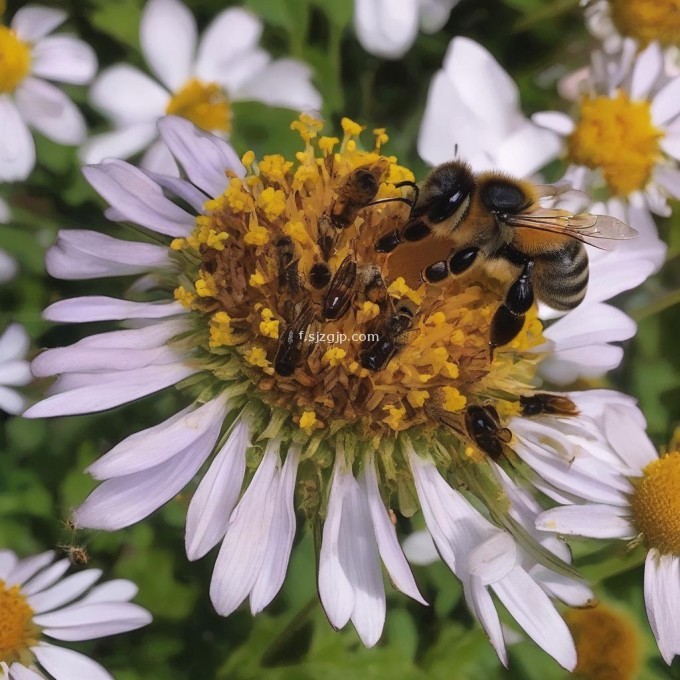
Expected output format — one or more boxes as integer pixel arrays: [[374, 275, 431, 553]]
[[0, 580, 38, 665], [170, 116, 544, 446]]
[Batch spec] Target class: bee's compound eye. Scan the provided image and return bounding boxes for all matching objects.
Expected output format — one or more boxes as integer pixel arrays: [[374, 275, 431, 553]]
[[422, 260, 449, 283], [480, 181, 530, 214]]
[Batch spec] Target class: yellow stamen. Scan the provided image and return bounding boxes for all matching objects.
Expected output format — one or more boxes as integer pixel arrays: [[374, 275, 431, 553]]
[[166, 78, 231, 132], [0, 580, 38, 664], [567, 91, 662, 196], [299, 411, 318, 431], [322, 348, 346, 367], [631, 451, 680, 554], [609, 0, 680, 47], [441, 387, 467, 413], [174, 286, 196, 308], [0, 26, 31, 94]]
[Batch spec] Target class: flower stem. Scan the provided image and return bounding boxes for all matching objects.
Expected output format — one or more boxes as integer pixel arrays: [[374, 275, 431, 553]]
[[631, 288, 680, 321]]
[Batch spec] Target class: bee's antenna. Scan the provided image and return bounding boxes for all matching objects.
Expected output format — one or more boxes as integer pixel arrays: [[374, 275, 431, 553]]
[[454, 143, 459, 158]]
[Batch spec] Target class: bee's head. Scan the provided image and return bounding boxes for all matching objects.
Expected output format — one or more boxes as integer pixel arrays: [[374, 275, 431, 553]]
[[418, 161, 476, 226]]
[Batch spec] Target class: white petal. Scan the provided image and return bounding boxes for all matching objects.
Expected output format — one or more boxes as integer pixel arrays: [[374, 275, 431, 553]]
[[140, 0, 196, 91], [361, 457, 426, 604], [82, 160, 194, 236], [465, 577, 507, 666], [88, 396, 228, 479], [158, 116, 245, 196], [0, 359, 31, 386], [209, 442, 280, 616], [530, 566, 594, 607], [531, 111, 575, 135], [250, 445, 300, 613], [209, 49, 270, 96], [651, 77, 680, 126], [7, 551, 54, 587], [77, 580, 138, 605], [24, 363, 196, 418], [22, 559, 70, 596], [536, 504, 635, 539], [630, 42, 663, 100], [7, 663, 43, 680], [655, 167, 680, 200], [318, 458, 354, 629], [402, 529, 439, 566], [140, 139, 178, 175], [231, 59, 322, 111], [495, 122, 561, 177], [604, 406, 658, 471], [31, 36, 97, 85], [0, 387, 26, 415], [354, 0, 419, 60], [645, 551, 680, 664], [11, 7, 65, 41], [42, 297, 185, 323], [467, 533, 517, 585], [141, 169, 209, 212], [79, 125, 159, 165], [74, 427, 217, 530], [27, 570, 101, 613], [194, 8, 262, 81], [0, 550, 18, 579], [32, 643, 113, 680], [15, 78, 86, 145], [35, 602, 151, 640], [0, 97, 35, 181], [89, 65, 168, 127], [46, 229, 169, 280], [660, 134, 680, 161], [0, 324, 30, 363], [185, 418, 250, 560], [492, 567, 576, 670]]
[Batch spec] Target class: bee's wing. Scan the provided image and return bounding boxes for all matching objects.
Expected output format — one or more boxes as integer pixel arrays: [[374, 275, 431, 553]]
[[503, 209, 638, 250]]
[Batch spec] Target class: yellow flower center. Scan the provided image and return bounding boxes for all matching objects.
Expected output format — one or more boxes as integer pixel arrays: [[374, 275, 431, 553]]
[[171, 115, 544, 439], [567, 91, 663, 196], [166, 78, 231, 133], [565, 603, 640, 680], [0, 25, 31, 95], [609, 0, 680, 46], [630, 451, 680, 555], [0, 580, 39, 665]]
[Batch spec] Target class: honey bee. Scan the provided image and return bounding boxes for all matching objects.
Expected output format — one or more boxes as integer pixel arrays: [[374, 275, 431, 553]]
[[323, 255, 358, 320], [330, 159, 389, 229], [274, 306, 315, 377], [275, 236, 303, 297], [464, 404, 512, 461], [376, 161, 637, 350], [311, 214, 337, 290], [58, 543, 90, 566], [520, 393, 579, 417], [359, 298, 417, 371]]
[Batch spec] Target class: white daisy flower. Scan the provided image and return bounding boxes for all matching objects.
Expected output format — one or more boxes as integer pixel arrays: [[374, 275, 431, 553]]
[[533, 40, 680, 239], [0, 324, 31, 415], [418, 37, 562, 177], [0, 5, 97, 182], [80, 0, 322, 173], [535, 413, 680, 664], [0, 548, 151, 679], [25, 114, 640, 663], [354, 0, 462, 59]]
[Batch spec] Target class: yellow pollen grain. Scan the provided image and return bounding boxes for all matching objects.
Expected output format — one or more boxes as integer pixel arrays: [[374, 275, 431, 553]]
[[0, 579, 37, 664], [224, 178, 255, 213], [166, 78, 231, 132], [170, 238, 187, 251], [259, 155, 293, 184], [241, 150, 255, 167], [357, 301, 381, 324], [245, 346, 269, 368], [386, 164, 416, 185], [322, 347, 346, 367], [244, 223, 270, 246], [209, 312, 236, 348], [283, 219, 309, 244], [174, 286, 196, 308], [383, 405, 406, 430], [442, 362, 460, 379], [630, 451, 680, 555], [257, 187, 287, 221], [318, 136, 339, 154], [299, 410, 318, 431], [609, 0, 680, 46], [565, 604, 640, 680], [567, 91, 662, 196], [373, 127, 389, 151], [387, 277, 423, 305], [341, 117, 364, 137], [407, 390, 430, 408], [249, 271, 267, 287], [290, 114, 324, 143], [426, 312, 446, 326], [441, 387, 467, 412], [0, 26, 31, 94], [259, 308, 279, 339], [195, 271, 217, 298]]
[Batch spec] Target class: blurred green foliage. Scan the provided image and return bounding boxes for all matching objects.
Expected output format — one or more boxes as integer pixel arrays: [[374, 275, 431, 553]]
[[1, 0, 680, 677]]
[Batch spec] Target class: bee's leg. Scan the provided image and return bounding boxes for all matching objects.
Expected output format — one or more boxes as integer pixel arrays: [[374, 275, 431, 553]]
[[448, 247, 479, 275], [489, 257, 535, 356], [375, 217, 431, 253]]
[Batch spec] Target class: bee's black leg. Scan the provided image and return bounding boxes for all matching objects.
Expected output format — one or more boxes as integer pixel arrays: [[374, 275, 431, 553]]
[[448, 247, 479, 275], [490, 258, 534, 356]]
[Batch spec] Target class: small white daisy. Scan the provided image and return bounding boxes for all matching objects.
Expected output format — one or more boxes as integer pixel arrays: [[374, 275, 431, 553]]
[[0, 548, 151, 679], [418, 37, 562, 177], [0, 5, 97, 182], [353, 0, 462, 59], [533, 40, 680, 238], [80, 0, 322, 173], [25, 115, 642, 662], [535, 413, 680, 664], [0, 324, 31, 415]]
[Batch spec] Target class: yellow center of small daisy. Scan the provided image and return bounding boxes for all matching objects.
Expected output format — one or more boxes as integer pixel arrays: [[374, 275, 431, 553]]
[[171, 115, 543, 440], [567, 91, 663, 196], [565, 604, 640, 680], [166, 78, 231, 133], [609, 0, 680, 47], [0, 25, 31, 95], [0, 580, 39, 664], [630, 451, 680, 555]]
